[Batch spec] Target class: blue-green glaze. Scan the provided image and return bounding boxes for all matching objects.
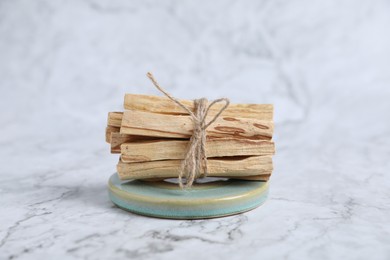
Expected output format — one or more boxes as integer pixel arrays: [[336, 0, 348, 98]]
[[108, 173, 269, 219]]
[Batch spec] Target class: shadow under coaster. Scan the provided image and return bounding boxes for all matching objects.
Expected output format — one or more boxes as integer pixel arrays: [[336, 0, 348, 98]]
[[108, 173, 269, 219]]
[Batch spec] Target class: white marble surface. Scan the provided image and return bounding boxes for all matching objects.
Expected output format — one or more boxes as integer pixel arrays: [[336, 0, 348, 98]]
[[1, 0, 390, 259]]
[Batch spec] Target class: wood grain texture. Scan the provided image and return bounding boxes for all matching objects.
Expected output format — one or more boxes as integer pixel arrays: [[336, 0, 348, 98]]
[[120, 110, 273, 140], [107, 112, 123, 127], [121, 138, 275, 163], [124, 94, 273, 120], [117, 155, 273, 180], [110, 133, 159, 153], [105, 126, 120, 143]]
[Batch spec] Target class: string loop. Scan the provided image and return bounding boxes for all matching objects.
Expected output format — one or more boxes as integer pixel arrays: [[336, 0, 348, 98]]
[[147, 72, 230, 188]]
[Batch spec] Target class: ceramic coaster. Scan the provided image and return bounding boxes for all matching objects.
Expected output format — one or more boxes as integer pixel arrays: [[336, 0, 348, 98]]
[[108, 173, 269, 219]]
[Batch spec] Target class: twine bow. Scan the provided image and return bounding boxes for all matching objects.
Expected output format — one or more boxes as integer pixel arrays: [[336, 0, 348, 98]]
[[147, 72, 230, 188]]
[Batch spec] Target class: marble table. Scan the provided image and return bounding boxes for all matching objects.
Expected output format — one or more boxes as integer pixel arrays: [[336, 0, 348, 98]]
[[1, 1, 389, 259]]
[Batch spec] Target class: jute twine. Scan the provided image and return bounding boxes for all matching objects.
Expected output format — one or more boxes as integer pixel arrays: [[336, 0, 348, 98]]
[[147, 72, 230, 188]]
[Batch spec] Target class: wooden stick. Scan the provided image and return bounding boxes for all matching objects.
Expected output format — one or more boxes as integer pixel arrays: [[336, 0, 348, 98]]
[[107, 112, 123, 127], [110, 132, 159, 154], [120, 110, 273, 140], [106, 113, 162, 152], [117, 156, 273, 180], [121, 139, 275, 163], [124, 94, 273, 120], [105, 126, 120, 143], [110, 132, 136, 153]]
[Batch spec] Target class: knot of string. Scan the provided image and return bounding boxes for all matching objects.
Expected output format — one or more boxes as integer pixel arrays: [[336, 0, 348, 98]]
[[147, 72, 230, 188]]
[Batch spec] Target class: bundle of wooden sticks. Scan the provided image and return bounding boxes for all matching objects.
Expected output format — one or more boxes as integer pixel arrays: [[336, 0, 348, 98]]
[[106, 94, 275, 182]]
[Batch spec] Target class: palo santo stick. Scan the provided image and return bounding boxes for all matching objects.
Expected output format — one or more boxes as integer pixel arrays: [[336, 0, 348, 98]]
[[110, 133, 160, 154], [117, 156, 273, 180], [108, 111, 177, 146], [107, 112, 123, 127], [120, 110, 273, 140], [111, 133, 137, 153], [107, 112, 158, 152], [105, 126, 120, 143], [124, 94, 273, 120], [121, 139, 275, 163]]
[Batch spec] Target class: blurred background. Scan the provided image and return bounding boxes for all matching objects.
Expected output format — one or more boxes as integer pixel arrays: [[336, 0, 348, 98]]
[[0, 0, 389, 259]]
